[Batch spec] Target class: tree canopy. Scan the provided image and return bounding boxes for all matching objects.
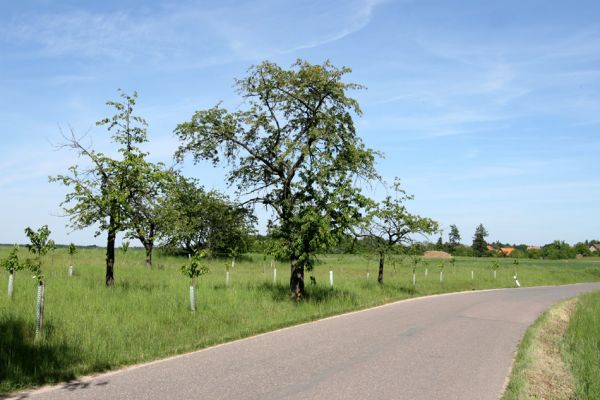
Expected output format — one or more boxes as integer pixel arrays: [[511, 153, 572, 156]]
[[159, 175, 255, 256], [472, 223, 489, 257], [175, 59, 379, 297]]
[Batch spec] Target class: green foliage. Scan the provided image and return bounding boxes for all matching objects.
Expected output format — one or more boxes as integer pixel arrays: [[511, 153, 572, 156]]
[[566, 291, 600, 399], [1, 246, 23, 274], [160, 175, 255, 256], [540, 241, 576, 260], [24, 226, 54, 257], [180, 251, 210, 282], [68, 243, 77, 256], [447, 224, 461, 254], [50, 90, 162, 284], [122, 159, 176, 264], [361, 179, 439, 258], [472, 223, 489, 257], [175, 59, 379, 290], [26, 258, 43, 285], [121, 241, 130, 254], [23, 226, 53, 284]]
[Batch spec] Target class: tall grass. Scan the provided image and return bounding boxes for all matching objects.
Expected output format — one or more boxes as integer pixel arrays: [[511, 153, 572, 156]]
[[1, 246, 600, 394], [565, 290, 600, 399]]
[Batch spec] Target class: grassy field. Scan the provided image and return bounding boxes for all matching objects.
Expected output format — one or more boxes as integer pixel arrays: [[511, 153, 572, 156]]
[[2, 246, 600, 395], [565, 290, 600, 399]]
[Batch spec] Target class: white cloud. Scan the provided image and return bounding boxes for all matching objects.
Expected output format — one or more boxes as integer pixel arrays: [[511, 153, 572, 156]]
[[1, 0, 383, 69]]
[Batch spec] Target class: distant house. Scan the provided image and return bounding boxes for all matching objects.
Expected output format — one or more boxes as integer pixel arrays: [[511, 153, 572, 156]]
[[527, 246, 541, 251], [590, 244, 600, 253], [486, 245, 515, 256]]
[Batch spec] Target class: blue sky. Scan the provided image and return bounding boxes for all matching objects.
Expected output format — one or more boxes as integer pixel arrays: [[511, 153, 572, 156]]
[[0, 0, 599, 246]]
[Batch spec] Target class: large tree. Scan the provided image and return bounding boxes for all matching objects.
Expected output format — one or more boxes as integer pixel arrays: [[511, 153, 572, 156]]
[[175, 60, 378, 298], [51, 91, 149, 286], [472, 223, 489, 257], [159, 175, 255, 256], [360, 179, 439, 284]]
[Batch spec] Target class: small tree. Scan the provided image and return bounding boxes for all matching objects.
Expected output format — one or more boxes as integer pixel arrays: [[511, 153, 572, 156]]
[[360, 179, 439, 284], [68, 243, 77, 276], [121, 241, 130, 254], [491, 260, 500, 279], [24, 225, 53, 339], [1, 245, 23, 299], [181, 251, 210, 312], [411, 257, 419, 287], [472, 224, 489, 257]]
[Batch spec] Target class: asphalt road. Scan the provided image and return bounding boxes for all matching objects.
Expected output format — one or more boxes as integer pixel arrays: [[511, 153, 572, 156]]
[[9, 282, 600, 400]]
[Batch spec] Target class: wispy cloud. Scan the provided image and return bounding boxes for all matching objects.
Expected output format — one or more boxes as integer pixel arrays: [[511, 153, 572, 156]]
[[1, 0, 382, 69]]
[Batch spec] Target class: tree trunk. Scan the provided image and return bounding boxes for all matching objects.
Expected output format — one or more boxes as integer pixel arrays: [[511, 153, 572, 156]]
[[144, 241, 153, 268], [289, 255, 304, 300], [378, 251, 385, 284], [106, 227, 116, 287]]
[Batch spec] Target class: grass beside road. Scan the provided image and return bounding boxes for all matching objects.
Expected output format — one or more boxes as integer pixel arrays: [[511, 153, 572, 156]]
[[502, 290, 600, 400], [1, 246, 600, 395], [565, 290, 600, 399], [502, 298, 577, 400]]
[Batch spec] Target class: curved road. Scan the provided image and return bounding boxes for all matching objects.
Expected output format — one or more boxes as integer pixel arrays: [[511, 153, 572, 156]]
[[10, 283, 600, 400]]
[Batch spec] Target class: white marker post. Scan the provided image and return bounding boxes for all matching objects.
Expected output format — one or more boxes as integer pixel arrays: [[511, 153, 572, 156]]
[[231, 258, 235, 269], [425, 268, 428, 277], [440, 270, 443, 283], [471, 270, 474, 280], [273, 268, 277, 284], [494, 270, 497, 279], [412, 272, 416, 287], [366, 271, 370, 281], [329, 270, 334, 288], [226, 270, 230, 286], [514, 275, 521, 287]]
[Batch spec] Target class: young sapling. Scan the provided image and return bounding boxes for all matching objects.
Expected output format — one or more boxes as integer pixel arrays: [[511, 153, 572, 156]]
[[491, 260, 500, 279], [24, 225, 54, 340], [68, 242, 77, 277], [1, 245, 23, 300], [181, 250, 210, 312]]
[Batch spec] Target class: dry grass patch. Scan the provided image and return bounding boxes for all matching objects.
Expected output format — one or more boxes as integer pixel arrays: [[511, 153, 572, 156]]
[[503, 299, 577, 400], [525, 299, 576, 399], [422, 250, 452, 259]]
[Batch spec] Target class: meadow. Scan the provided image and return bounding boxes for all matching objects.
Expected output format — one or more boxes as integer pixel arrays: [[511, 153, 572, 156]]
[[2, 245, 600, 394]]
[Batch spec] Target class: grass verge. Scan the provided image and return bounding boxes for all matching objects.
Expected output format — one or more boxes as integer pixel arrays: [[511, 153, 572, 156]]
[[564, 290, 600, 399], [502, 298, 577, 400]]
